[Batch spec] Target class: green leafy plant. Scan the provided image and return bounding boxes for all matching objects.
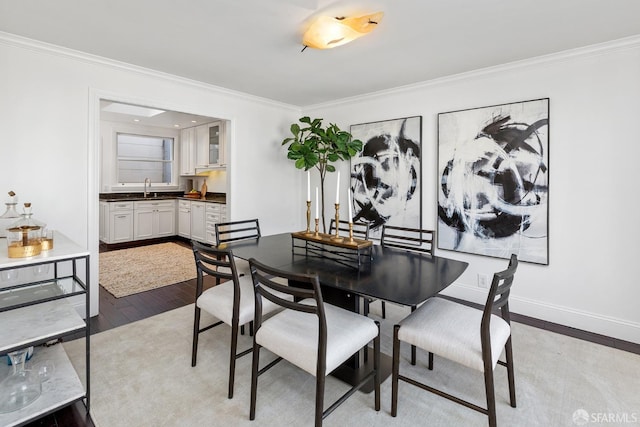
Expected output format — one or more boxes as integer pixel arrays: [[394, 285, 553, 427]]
[[282, 116, 363, 232]]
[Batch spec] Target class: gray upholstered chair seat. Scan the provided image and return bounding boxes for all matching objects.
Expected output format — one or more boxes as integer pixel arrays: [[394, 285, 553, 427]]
[[256, 298, 379, 375], [197, 274, 286, 326], [398, 297, 511, 372]]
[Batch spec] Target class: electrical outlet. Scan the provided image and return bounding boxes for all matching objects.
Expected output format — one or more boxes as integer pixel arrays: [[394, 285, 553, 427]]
[[477, 273, 489, 289]]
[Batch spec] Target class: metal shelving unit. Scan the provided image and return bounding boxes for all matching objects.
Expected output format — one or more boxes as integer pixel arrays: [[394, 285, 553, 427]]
[[0, 234, 90, 427]]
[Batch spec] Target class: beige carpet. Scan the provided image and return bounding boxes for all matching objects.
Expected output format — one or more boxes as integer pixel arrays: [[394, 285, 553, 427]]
[[99, 243, 196, 298], [63, 303, 640, 427]]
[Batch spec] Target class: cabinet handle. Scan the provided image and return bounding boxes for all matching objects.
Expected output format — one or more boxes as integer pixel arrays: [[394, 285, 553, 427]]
[[117, 215, 126, 218]]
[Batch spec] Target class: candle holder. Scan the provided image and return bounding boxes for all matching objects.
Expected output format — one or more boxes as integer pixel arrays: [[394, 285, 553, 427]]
[[347, 222, 356, 245], [330, 203, 343, 242], [314, 218, 320, 237], [304, 201, 313, 235]]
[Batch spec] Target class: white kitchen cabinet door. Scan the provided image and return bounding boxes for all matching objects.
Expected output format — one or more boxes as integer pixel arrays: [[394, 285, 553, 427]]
[[99, 202, 108, 242], [178, 200, 191, 238], [156, 207, 175, 237], [195, 124, 210, 167], [190, 202, 206, 242], [180, 127, 196, 175], [109, 211, 134, 243], [133, 209, 154, 240]]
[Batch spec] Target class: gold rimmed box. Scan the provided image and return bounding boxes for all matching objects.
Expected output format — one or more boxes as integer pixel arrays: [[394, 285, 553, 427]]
[[7, 240, 42, 258]]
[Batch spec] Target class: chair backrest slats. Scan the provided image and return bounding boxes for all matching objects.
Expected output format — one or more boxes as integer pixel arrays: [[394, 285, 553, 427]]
[[380, 224, 434, 254], [216, 219, 261, 246], [329, 219, 370, 239], [249, 258, 326, 323], [481, 254, 518, 337], [191, 241, 239, 296]]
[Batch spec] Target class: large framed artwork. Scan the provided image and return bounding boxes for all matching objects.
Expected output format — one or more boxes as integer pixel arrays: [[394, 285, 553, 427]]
[[350, 116, 422, 239], [437, 98, 549, 264]]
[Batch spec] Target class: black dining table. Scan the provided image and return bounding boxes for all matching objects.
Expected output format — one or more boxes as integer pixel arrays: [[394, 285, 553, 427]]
[[221, 233, 468, 309], [220, 232, 469, 390]]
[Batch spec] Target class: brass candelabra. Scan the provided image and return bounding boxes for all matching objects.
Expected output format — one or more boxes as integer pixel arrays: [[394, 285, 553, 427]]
[[330, 203, 343, 242], [304, 201, 313, 235]]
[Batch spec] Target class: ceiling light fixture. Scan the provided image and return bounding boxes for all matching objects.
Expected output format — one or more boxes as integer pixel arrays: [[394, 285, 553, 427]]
[[302, 11, 383, 51]]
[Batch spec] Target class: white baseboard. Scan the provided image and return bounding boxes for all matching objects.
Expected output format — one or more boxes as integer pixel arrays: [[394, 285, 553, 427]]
[[441, 284, 640, 345]]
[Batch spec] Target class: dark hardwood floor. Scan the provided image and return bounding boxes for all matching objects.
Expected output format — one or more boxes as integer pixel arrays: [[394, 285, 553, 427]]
[[25, 238, 640, 426]]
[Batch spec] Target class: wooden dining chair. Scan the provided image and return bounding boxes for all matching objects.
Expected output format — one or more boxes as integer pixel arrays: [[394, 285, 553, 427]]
[[328, 219, 370, 240], [215, 218, 261, 275], [378, 225, 434, 315], [190, 241, 285, 399], [248, 257, 381, 427], [391, 254, 519, 427]]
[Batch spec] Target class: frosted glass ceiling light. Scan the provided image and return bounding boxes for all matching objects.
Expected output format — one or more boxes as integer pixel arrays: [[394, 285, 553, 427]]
[[302, 12, 383, 50]]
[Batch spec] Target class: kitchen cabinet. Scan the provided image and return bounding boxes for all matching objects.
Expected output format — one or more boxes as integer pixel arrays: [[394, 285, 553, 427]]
[[196, 121, 226, 168], [0, 234, 90, 427], [99, 201, 108, 241], [178, 200, 191, 238], [205, 203, 227, 244], [180, 127, 196, 175], [190, 201, 206, 242], [133, 200, 176, 240], [181, 122, 226, 176], [100, 201, 134, 244]]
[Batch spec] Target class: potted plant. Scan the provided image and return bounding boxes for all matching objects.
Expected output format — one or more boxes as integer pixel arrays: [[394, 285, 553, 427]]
[[282, 117, 363, 232]]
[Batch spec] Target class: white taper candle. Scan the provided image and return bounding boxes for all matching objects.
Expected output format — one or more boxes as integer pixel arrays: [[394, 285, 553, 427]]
[[315, 187, 319, 219], [307, 170, 310, 201], [348, 188, 353, 223], [335, 171, 340, 204]]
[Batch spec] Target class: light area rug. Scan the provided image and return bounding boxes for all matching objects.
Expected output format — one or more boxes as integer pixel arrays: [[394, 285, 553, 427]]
[[63, 303, 640, 427], [99, 243, 196, 298]]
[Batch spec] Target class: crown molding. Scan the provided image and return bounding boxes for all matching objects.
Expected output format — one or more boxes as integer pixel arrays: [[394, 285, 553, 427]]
[[0, 31, 300, 112], [304, 34, 640, 110]]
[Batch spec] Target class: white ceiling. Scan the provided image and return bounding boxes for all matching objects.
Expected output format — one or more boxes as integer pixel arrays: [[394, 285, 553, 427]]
[[100, 100, 220, 129], [2, 0, 640, 107]]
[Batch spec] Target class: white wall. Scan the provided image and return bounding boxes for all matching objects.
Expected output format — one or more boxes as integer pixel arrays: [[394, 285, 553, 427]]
[[0, 33, 303, 316], [304, 38, 640, 343]]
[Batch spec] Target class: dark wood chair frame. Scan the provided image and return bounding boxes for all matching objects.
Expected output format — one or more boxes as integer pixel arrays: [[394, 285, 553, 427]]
[[215, 218, 261, 336], [215, 218, 261, 245], [328, 219, 370, 240], [391, 254, 518, 427], [379, 224, 435, 364], [190, 241, 252, 399], [248, 257, 381, 427]]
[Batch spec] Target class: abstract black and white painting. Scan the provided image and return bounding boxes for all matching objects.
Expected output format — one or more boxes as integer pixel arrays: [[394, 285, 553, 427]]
[[350, 116, 422, 239], [437, 99, 549, 264]]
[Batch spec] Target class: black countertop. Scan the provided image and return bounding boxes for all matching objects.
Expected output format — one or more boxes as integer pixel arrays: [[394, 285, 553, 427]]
[[99, 192, 226, 204]]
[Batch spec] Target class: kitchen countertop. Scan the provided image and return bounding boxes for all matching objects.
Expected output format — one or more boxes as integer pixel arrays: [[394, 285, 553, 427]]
[[100, 192, 226, 204]]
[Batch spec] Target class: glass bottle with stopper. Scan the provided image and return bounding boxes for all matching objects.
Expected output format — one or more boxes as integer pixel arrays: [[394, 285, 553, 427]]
[[0, 191, 20, 238]]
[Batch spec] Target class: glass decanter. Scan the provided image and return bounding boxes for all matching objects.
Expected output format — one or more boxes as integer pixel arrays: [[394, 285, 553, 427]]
[[0, 191, 20, 238], [0, 348, 42, 413]]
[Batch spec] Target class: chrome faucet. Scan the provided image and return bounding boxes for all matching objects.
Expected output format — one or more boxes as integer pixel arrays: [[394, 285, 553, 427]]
[[144, 178, 151, 198]]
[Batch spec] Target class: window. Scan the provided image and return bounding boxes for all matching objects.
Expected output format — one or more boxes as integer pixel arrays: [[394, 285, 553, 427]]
[[116, 133, 174, 184]]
